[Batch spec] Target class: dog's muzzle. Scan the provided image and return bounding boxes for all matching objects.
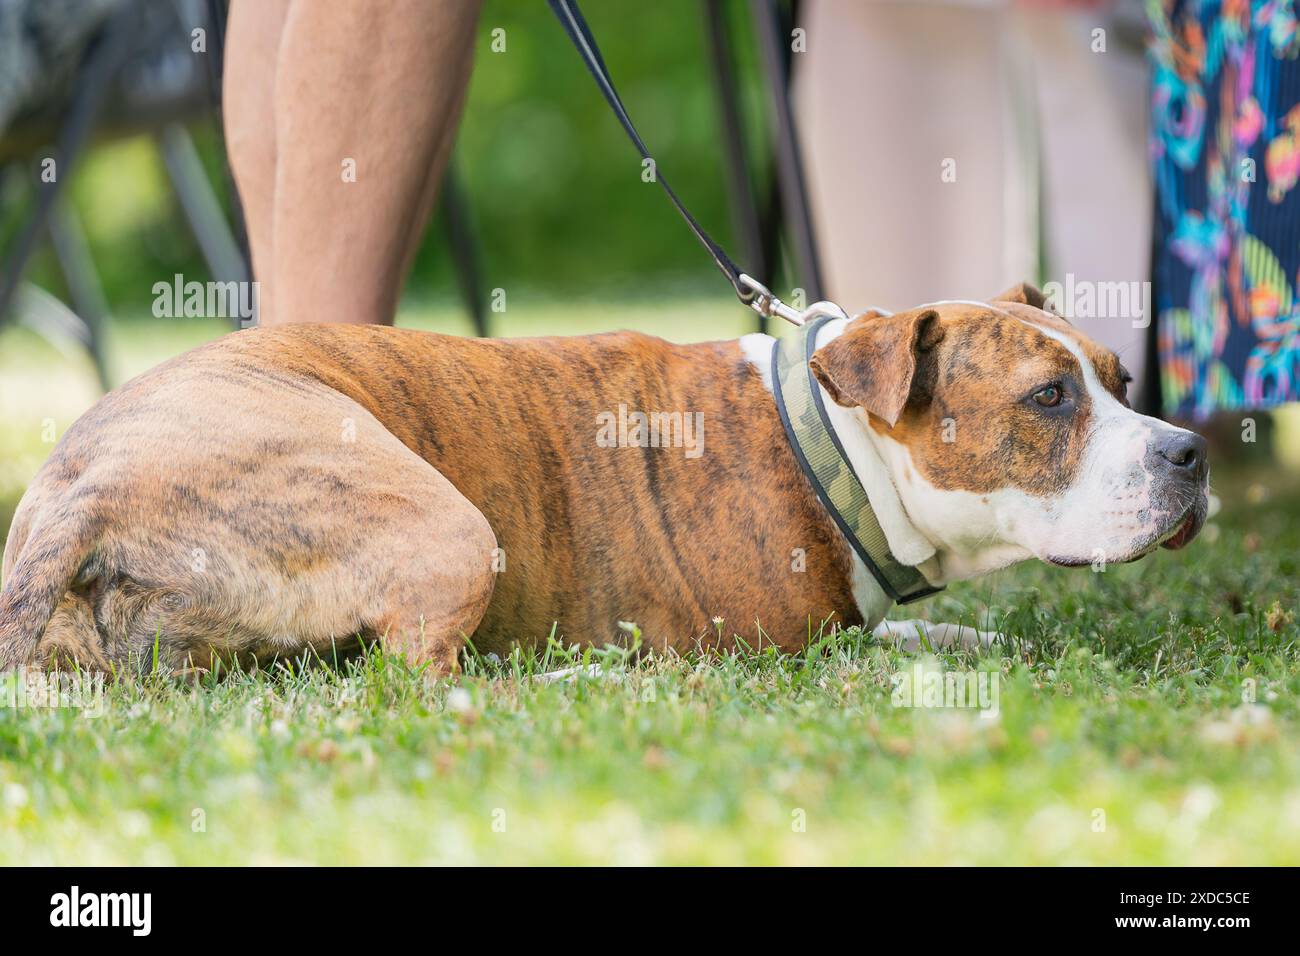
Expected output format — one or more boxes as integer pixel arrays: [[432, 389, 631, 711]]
[[1146, 430, 1209, 551]]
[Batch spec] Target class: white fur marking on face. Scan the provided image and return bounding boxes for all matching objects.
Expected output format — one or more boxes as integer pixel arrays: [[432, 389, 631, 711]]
[[1020, 321, 1127, 416], [995, 319, 1199, 563], [868, 431, 1035, 581], [919, 299, 1012, 312], [855, 309, 1207, 578]]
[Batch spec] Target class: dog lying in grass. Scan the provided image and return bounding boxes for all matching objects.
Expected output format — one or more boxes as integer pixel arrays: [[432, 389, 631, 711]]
[[0, 284, 1207, 675]]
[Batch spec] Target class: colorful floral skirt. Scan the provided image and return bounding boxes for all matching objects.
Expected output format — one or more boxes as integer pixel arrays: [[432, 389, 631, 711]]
[[1150, 0, 1300, 418]]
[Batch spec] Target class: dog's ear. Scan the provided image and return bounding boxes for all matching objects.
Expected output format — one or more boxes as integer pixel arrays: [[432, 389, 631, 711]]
[[809, 308, 943, 427], [992, 281, 1048, 310]]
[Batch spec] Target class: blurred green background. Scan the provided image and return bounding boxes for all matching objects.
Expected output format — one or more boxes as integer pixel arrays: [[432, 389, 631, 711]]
[[1, 0, 794, 543], [4, 2, 1300, 867], [3, 0, 1298, 542], [6, 0, 776, 311]]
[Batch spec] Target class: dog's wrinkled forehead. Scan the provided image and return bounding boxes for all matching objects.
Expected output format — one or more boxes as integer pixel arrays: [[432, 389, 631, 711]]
[[984, 302, 1130, 403]]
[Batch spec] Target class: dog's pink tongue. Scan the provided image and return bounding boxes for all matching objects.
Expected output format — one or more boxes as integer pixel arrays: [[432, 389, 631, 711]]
[[1161, 513, 1196, 551]]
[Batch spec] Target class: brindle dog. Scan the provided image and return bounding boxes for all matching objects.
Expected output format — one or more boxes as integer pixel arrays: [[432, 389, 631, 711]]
[[0, 284, 1207, 674]]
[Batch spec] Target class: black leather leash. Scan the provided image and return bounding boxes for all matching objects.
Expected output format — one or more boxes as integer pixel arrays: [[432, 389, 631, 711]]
[[547, 0, 804, 327], [548, 0, 943, 607]]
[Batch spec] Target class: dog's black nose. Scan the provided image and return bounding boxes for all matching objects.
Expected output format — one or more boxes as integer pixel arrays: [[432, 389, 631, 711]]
[[1157, 431, 1207, 476]]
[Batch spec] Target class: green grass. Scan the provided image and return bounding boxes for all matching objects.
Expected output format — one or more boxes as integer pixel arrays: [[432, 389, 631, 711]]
[[1, 305, 1299, 864]]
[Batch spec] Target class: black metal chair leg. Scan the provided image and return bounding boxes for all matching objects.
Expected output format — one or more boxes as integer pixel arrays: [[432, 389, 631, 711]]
[[441, 164, 489, 338], [703, 0, 771, 333], [46, 200, 112, 391], [750, 0, 824, 303], [0, 7, 146, 329], [158, 124, 251, 324]]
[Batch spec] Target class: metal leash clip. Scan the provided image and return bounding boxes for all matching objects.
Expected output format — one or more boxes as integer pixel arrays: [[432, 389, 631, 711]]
[[738, 274, 806, 328]]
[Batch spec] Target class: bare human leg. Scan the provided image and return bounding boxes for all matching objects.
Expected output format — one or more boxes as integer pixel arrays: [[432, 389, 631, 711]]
[[222, 0, 291, 299], [223, 0, 481, 327]]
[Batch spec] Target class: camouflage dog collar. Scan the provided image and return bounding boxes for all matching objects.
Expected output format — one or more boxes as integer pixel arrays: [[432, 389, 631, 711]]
[[771, 314, 942, 606]]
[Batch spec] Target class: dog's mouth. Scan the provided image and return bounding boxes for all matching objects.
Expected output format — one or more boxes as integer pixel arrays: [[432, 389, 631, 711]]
[[1044, 554, 1092, 569], [1044, 498, 1207, 568], [1159, 506, 1202, 551], [1123, 501, 1207, 561]]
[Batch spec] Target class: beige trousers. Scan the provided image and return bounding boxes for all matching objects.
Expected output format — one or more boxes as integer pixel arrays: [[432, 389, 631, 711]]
[[793, 0, 1152, 397]]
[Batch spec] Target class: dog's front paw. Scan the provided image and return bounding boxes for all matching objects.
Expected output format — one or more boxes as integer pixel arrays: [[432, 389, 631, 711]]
[[533, 663, 607, 685], [872, 619, 1006, 653]]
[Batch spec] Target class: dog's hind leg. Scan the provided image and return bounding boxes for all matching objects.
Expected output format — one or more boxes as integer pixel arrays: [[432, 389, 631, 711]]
[[105, 396, 501, 677], [1, 489, 35, 584], [232, 389, 501, 675], [2, 371, 498, 676], [0, 477, 101, 670], [357, 471, 498, 675]]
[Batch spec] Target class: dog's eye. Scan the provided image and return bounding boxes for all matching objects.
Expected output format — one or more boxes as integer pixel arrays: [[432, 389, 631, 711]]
[[1032, 384, 1063, 407]]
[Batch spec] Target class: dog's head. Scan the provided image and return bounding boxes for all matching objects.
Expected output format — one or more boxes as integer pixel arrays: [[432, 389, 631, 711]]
[[809, 283, 1209, 578]]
